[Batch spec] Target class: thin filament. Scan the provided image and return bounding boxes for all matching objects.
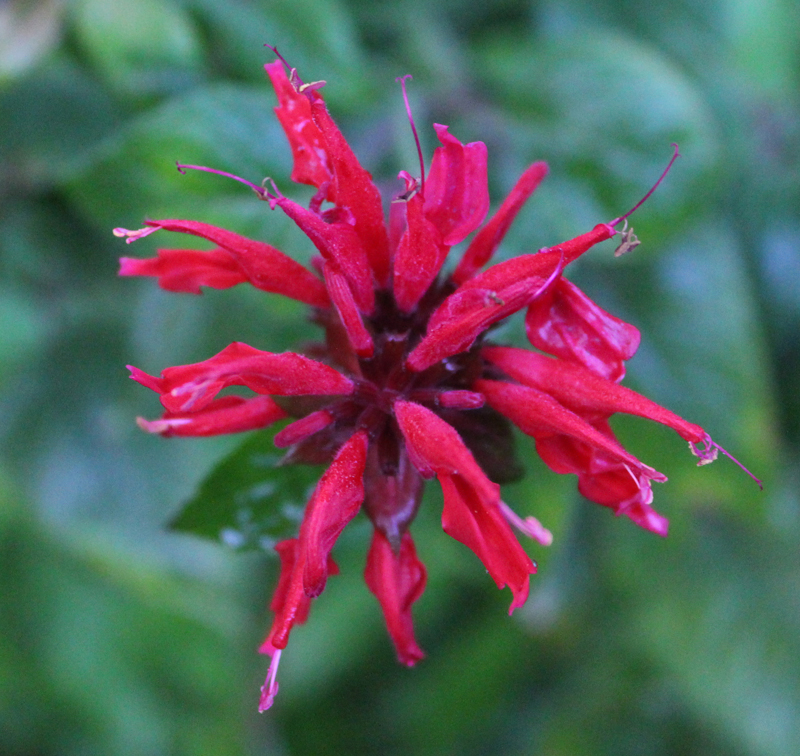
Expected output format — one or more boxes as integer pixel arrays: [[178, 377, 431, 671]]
[[396, 75, 426, 196], [176, 163, 272, 200], [611, 143, 680, 227], [498, 500, 553, 546], [691, 434, 763, 490]]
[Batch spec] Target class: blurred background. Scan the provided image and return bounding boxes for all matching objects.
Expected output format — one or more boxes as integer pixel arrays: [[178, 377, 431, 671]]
[[1, 0, 798, 754]]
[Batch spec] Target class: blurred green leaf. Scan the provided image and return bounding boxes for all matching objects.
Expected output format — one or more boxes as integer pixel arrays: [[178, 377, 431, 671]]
[[475, 31, 720, 243], [2, 0, 799, 753], [0, 476, 253, 756], [171, 428, 321, 552], [65, 83, 294, 231], [70, 0, 204, 96], [0, 59, 122, 189], [0, 0, 66, 83]]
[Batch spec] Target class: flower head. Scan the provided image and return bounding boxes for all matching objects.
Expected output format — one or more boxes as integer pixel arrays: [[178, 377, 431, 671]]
[[118, 55, 760, 710]]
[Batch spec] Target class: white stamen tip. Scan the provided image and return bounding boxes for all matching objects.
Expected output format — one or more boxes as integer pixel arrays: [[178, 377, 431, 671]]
[[136, 417, 192, 434], [112, 226, 158, 243], [258, 649, 282, 713], [499, 500, 553, 546]]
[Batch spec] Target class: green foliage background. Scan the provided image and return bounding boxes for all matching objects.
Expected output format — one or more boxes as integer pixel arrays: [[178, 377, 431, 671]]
[[1, 0, 798, 754]]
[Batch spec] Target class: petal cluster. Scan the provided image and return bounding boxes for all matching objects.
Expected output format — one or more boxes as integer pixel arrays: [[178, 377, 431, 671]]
[[119, 58, 741, 710]]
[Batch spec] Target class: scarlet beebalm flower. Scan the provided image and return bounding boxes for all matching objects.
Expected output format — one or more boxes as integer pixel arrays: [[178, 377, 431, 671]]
[[117, 56, 759, 711]]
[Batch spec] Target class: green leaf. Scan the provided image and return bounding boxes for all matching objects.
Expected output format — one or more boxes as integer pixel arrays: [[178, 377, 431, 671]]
[[0, 60, 122, 188], [70, 0, 205, 97], [65, 83, 297, 235], [170, 428, 322, 552]]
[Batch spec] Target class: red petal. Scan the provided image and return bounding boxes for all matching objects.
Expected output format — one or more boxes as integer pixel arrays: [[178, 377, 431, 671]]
[[275, 197, 375, 313], [265, 60, 333, 192], [406, 255, 561, 373], [453, 250, 558, 295], [137, 395, 287, 437], [119, 248, 246, 294], [543, 223, 616, 264], [300, 430, 369, 596], [129, 342, 354, 412], [273, 410, 335, 448], [475, 379, 666, 481], [453, 161, 549, 283], [577, 466, 668, 537], [394, 400, 496, 500], [423, 124, 489, 246], [139, 219, 330, 307], [533, 420, 668, 536], [436, 390, 485, 410], [393, 401, 533, 611], [362, 444, 424, 547], [525, 277, 641, 382], [388, 198, 407, 256], [322, 259, 375, 357], [482, 347, 705, 443], [259, 538, 340, 654], [308, 94, 390, 286], [439, 474, 534, 612], [364, 530, 426, 666], [393, 193, 447, 313]]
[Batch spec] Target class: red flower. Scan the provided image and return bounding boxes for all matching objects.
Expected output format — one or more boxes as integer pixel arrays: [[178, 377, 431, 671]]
[[117, 55, 759, 710]]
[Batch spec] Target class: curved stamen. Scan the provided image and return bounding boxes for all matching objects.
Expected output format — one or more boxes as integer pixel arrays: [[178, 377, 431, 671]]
[[529, 250, 566, 303], [258, 649, 282, 713], [396, 75, 426, 197], [499, 500, 553, 546], [264, 44, 325, 94], [113, 226, 159, 244], [395, 170, 419, 200], [264, 44, 290, 70], [610, 143, 680, 228], [176, 162, 274, 201], [690, 433, 763, 490], [136, 416, 192, 434]]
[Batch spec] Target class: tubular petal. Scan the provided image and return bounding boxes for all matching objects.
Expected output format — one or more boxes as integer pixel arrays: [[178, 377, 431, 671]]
[[274, 196, 375, 313], [394, 400, 497, 501], [393, 193, 447, 313], [436, 390, 485, 410], [119, 248, 247, 294], [364, 530, 427, 666], [439, 474, 534, 613], [273, 410, 335, 448], [260, 538, 340, 653], [543, 223, 616, 264], [407, 259, 562, 373], [265, 60, 333, 192], [482, 346, 705, 443], [322, 260, 375, 357], [454, 161, 549, 283], [475, 379, 666, 481], [526, 277, 640, 382], [137, 395, 287, 437], [308, 93, 391, 285], [139, 219, 330, 307], [300, 430, 369, 597], [453, 250, 560, 295], [129, 342, 354, 413], [423, 124, 489, 246]]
